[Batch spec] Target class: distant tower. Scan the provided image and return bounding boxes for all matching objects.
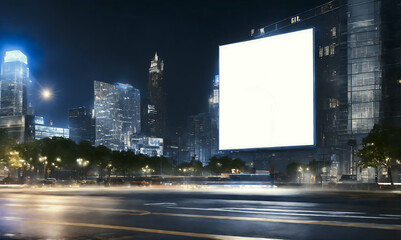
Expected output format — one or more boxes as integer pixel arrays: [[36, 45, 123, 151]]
[[68, 107, 95, 144], [0, 50, 29, 116], [94, 81, 141, 151], [147, 52, 166, 138]]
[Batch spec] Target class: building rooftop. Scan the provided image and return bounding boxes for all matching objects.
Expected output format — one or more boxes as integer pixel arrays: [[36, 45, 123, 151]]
[[4, 50, 28, 64]]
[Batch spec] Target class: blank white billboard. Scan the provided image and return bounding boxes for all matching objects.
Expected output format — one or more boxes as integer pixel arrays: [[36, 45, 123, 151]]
[[219, 28, 314, 150]]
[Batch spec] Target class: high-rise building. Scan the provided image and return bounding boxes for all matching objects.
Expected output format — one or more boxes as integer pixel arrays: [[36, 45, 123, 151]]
[[0, 50, 29, 116], [68, 107, 95, 144], [94, 81, 141, 151], [208, 75, 220, 118], [226, 0, 401, 176], [0, 50, 35, 143], [146, 52, 166, 138], [185, 112, 217, 166], [184, 76, 220, 165]]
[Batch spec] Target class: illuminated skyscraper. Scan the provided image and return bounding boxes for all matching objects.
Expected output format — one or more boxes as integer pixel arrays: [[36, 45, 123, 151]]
[[0, 50, 29, 116], [94, 81, 141, 151], [208, 75, 219, 157], [146, 52, 166, 138]]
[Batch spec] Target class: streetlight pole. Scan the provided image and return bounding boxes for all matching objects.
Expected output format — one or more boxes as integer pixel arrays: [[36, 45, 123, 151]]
[[39, 156, 48, 179]]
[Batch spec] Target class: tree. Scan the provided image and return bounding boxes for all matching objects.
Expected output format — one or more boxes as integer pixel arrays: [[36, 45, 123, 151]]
[[93, 145, 111, 180], [357, 124, 401, 186], [207, 156, 246, 175], [286, 162, 302, 182], [38, 137, 77, 178], [176, 160, 203, 176]]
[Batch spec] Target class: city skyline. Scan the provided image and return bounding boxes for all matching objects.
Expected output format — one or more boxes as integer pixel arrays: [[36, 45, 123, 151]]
[[0, 0, 328, 129]]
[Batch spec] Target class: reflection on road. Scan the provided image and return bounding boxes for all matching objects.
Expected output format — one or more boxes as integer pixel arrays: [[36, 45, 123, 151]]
[[0, 187, 400, 239]]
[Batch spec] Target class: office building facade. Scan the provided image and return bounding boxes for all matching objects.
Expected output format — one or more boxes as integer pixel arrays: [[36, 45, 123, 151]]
[[0, 50, 29, 116], [132, 136, 164, 157], [34, 116, 69, 140], [226, 0, 401, 176], [68, 107, 95, 144], [94, 81, 141, 151]]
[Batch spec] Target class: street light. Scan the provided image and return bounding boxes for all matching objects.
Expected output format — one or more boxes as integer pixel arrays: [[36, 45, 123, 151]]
[[39, 156, 48, 178], [76, 158, 90, 179], [298, 167, 304, 183]]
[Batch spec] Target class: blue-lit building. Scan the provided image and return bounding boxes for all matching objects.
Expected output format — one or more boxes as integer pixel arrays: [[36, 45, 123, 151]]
[[94, 81, 141, 151], [0, 50, 35, 143], [0, 50, 30, 116]]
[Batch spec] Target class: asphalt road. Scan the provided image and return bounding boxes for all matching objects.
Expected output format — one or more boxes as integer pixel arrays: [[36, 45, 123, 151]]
[[0, 186, 400, 240]]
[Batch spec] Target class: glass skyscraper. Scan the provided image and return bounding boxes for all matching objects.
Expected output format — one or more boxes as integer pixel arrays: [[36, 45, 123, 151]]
[[94, 81, 141, 151], [0, 50, 29, 116]]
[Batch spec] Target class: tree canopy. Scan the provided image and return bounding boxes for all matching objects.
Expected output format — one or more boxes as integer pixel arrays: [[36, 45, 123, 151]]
[[357, 124, 401, 186]]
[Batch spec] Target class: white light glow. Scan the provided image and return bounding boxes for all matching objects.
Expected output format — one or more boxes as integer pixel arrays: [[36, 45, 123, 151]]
[[41, 89, 52, 100], [4, 50, 28, 64], [219, 28, 314, 150]]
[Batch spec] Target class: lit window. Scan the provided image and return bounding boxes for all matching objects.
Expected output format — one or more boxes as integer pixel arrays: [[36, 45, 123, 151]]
[[319, 47, 323, 58], [324, 46, 330, 56], [329, 98, 339, 108], [330, 43, 335, 55], [331, 27, 337, 37]]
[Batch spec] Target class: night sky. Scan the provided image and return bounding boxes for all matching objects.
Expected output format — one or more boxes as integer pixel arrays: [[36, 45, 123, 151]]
[[0, 0, 327, 130]]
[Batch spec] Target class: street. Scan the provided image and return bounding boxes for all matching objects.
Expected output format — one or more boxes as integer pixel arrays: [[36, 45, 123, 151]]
[[0, 187, 400, 239]]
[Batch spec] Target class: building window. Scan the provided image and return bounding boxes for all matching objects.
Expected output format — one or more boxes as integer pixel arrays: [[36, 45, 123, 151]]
[[324, 46, 330, 56], [331, 27, 337, 37], [319, 47, 323, 58], [329, 98, 339, 109], [330, 43, 335, 55]]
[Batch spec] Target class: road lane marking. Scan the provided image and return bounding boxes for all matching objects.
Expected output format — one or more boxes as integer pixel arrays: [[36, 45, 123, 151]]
[[3, 218, 279, 240], [144, 202, 177, 206], [152, 212, 401, 231], [232, 207, 365, 215], [167, 206, 395, 220], [3, 203, 151, 216], [3, 203, 401, 231]]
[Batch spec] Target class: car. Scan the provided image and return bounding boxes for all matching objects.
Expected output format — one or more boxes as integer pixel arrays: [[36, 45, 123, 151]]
[[43, 178, 57, 185], [338, 175, 357, 183], [131, 177, 151, 186]]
